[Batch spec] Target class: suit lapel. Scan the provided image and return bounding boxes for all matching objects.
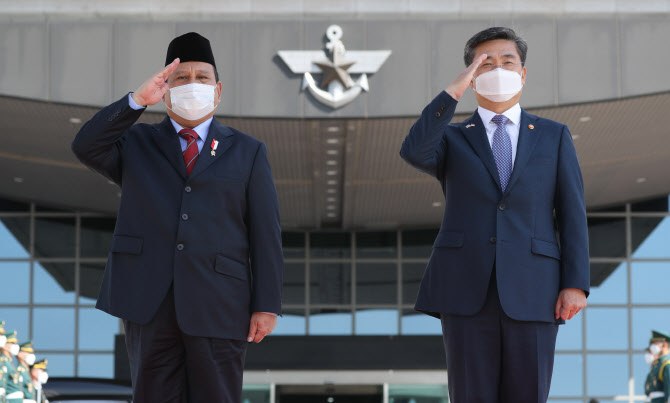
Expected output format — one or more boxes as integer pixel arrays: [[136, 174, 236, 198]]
[[504, 110, 540, 196], [459, 111, 502, 191], [188, 118, 234, 179], [153, 117, 187, 179]]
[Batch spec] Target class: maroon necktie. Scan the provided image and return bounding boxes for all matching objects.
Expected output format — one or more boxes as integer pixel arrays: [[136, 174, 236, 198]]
[[179, 129, 200, 176]]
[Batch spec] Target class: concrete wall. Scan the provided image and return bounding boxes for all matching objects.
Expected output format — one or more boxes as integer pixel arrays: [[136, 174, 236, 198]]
[[1, 13, 669, 117]]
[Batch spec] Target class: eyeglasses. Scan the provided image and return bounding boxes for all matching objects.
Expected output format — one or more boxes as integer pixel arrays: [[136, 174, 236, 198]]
[[477, 61, 523, 73]]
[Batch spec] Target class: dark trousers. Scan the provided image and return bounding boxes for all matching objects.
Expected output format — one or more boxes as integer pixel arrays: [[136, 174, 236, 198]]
[[441, 271, 559, 403], [123, 287, 248, 403]]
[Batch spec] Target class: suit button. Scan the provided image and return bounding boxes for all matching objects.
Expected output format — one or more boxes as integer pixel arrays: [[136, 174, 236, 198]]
[[435, 112, 441, 117], [498, 204, 506, 211], [185, 186, 192, 192], [182, 214, 188, 220], [489, 237, 497, 244], [177, 243, 184, 250]]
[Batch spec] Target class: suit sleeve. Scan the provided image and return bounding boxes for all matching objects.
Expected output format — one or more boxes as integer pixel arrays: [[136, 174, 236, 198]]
[[71, 93, 145, 185], [399, 91, 457, 179], [247, 142, 283, 315], [555, 125, 590, 296]]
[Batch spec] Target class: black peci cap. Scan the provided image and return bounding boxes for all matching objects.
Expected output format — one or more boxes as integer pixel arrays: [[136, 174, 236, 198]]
[[165, 32, 217, 69]]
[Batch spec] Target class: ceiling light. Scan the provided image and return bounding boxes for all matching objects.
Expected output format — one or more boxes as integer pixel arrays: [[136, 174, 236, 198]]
[[326, 139, 339, 144], [326, 126, 340, 133], [327, 213, 337, 218], [117, 192, 122, 198], [69, 117, 82, 124], [578, 116, 591, 122], [327, 170, 337, 176], [326, 160, 337, 166], [326, 150, 338, 155], [327, 189, 337, 194], [636, 177, 647, 183], [13, 177, 24, 183], [432, 201, 442, 207], [327, 180, 337, 185], [327, 197, 336, 202], [571, 134, 580, 140], [326, 205, 336, 210]]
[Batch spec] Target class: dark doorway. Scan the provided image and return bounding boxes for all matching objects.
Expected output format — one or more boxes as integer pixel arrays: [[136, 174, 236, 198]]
[[277, 385, 382, 403]]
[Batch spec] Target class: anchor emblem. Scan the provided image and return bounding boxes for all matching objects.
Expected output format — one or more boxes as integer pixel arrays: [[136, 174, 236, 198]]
[[277, 25, 391, 109]]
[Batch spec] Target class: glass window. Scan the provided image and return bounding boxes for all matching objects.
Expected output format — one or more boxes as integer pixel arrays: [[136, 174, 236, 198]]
[[631, 308, 670, 349], [0, 308, 29, 340], [401, 310, 442, 335], [0, 199, 29, 211], [310, 263, 351, 305], [283, 263, 305, 305], [356, 231, 397, 258], [79, 308, 119, 350], [0, 262, 30, 303], [80, 217, 115, 258], [40, 353, 74, 377], [586, 308, 628, 350], [631, 196, 669, 212], [588, 217, 626, 258], [587, 354, 628, 396], [79, 262, 106, 304], [242, 385, 272, 403], [34, 262, 76, 304], [308, 309, 352, 335], [282, 232, 305, 259], [33, 308, 75, 349], [272, 309, 306, 335], [549, 354, 583, 397], [356, 263, 397, 304], [78, 353, 114, 378], [631, 262, 670, 304], [632, 352, 652, 397], [402, 229, 439, 258], [310, 233, 351, 258], [0, 218, 30, 257], [555, 316, 582, 351], [355, 309, 398, 335], [588, 262, 627, 304], [402, 263, 425, 304], [388, 385, 449, 403], [632, 217, 670, 258], [34, 217, 75, 258]]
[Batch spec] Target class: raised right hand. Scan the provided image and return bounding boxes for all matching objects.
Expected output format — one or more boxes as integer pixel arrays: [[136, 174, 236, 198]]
[[445, 53, 487, 100], [131, 58, 180, 107]]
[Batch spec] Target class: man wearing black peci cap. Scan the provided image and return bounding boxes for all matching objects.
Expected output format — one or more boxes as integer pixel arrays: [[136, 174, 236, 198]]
[[72, 32, 283, 402]]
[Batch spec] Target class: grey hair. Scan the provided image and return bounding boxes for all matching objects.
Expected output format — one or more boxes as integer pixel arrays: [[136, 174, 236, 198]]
[[463, 27, 528, 67]]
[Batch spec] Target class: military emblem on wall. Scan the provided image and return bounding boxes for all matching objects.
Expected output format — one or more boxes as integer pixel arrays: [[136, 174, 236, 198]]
[[277, 25, 391, 109]]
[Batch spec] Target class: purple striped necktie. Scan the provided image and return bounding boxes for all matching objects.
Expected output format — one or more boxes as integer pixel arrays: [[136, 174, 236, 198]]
[[179, 129, 200, 176]]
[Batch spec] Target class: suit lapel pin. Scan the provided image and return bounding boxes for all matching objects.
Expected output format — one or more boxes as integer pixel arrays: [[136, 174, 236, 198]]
[[210, 139, 219, 156], [466, 123, 476, 129], [528, 124, 535, 130]]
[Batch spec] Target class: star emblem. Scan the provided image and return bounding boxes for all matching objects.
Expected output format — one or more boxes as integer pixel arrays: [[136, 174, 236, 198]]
[[314, 51, 356, 89]]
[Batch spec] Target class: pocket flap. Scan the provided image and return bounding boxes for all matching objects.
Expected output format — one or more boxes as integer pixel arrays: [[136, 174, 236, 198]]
[[110, 235, 143, 255], [433, 231, 464, 248], [215, 255, 248, 281], [531, 238, 560, 260]]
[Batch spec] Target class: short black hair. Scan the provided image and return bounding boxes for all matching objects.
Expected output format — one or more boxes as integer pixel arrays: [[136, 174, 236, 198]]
[[464, 27, 527, 67]]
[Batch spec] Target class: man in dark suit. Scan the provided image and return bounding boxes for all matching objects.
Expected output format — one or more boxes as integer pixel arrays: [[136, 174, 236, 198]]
[[400, 27, 589, 402], [72, 32, 283, 403]]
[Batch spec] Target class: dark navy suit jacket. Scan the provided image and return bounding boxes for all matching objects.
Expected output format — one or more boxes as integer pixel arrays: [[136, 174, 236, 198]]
[[72, 94, 283, 340], [400, 91, 589, 323]]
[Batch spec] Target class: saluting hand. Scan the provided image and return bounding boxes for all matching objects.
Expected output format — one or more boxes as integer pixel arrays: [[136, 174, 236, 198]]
[[445, 53, 487, 100], [247, 312, 277, 343], [131, 58, 180, 107], [555, 288, 587, 321]]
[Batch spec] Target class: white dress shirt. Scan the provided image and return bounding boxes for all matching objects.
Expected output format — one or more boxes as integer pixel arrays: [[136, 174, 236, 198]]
[[477, 103, 521, 166]]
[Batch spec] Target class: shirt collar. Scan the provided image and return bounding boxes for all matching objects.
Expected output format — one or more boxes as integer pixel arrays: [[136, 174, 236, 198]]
[[170, 117, 214, 142], [477, 103, 521, 126]]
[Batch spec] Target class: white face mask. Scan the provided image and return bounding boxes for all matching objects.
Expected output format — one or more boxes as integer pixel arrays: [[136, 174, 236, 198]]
[[25, 353, 36, 366], [649, 343, 663, 356], [38, 372, 49, 384], [9, 344, 20, 356], [0, 335, 6, 348], [167, 83, 218, 121], [645, 352, 656, 364], [474, 68, 523, 103]]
